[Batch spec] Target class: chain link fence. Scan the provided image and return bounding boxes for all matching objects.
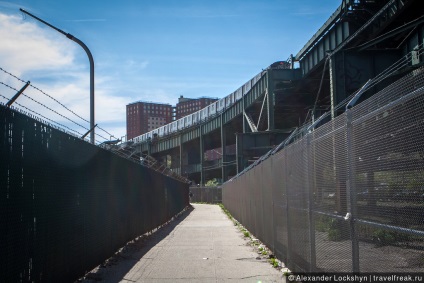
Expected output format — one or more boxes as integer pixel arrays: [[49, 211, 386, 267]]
[[223, 66, 424, 273], [0, 105, 189, 282]]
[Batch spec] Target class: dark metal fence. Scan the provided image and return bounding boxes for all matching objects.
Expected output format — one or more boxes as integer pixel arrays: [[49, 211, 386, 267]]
[[0, 105, 189, 282], [223, 67, 424, 273], [189, 186, 222, 203]]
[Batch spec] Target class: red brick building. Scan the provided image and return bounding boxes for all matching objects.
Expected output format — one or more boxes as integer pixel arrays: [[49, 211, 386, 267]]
[[126, 101, 173, 140], [175, 96, 218, 119]]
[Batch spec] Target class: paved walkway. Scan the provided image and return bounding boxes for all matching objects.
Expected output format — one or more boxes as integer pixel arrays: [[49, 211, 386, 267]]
[[84, 204, 284, 282]]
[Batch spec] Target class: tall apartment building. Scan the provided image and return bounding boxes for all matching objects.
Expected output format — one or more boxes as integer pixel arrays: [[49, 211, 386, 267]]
[[126, 101, 173, 140], [175, 95, 218, 119]]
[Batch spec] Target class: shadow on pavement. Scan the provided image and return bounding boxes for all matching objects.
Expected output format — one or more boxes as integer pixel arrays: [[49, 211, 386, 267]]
[[80, 205, 194, 283]]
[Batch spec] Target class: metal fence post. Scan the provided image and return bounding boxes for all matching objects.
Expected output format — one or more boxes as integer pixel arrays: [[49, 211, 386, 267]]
[[346, 109, 360, 272], [284, 150, 291, 267], [6, 81, 30, 108], [306, 133, 316, 271]]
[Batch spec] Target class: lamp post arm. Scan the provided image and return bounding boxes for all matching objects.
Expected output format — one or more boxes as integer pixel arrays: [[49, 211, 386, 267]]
[[20, 8, 96, 144]]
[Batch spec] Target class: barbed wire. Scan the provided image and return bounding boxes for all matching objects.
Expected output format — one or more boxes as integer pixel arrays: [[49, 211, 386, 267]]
[[94, 131, 110, 141], [0, 80, 89, 131], [0, 67, 90, 125], [0, 94, 9, 103], [1, 93, 109, 144], [0, 92, 84, 136], [97, 126, 116, 139], [0, 81, 18, 92], [0, 85, 110, 142], [0, 67, 25, 83], [1, 66, 118, 143]]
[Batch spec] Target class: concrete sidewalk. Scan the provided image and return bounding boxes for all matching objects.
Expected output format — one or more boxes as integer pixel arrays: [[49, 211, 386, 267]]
[[84, 204, 283, 282]]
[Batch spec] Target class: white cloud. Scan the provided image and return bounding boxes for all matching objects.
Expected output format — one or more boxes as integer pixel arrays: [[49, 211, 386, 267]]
[[0, 11, 129, 141], [0, 13, 76, 76]]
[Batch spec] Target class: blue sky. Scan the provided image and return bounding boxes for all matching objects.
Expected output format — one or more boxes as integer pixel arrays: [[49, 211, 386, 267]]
[[0, 0, 340, 142]]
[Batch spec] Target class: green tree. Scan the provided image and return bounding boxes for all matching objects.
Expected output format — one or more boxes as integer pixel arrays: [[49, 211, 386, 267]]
[[205, 178, 220, 187]]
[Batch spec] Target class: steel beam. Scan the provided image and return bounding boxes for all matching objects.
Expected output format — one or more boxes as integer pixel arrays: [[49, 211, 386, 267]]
[[220, 114, 227, 182], [267, 71, 274, 130], [358, 15, 424, 51], [329, 56, 336, 118], [179, 135, 183, 176], [200, 125, 205, 185]]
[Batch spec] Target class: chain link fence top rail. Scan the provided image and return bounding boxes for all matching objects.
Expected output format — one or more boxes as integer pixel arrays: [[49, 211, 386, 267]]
[[223, 66, 424, 273]]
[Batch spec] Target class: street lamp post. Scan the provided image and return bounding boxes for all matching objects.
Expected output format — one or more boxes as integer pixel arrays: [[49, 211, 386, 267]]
[[20, 8, 96, 144]]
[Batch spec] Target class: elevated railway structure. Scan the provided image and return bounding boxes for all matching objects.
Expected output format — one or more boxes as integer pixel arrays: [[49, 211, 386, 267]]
[[113, 0, 423, 185]]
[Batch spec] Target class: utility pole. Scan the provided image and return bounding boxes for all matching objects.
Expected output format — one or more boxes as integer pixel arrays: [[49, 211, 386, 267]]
[[20, 8, 96, 144]]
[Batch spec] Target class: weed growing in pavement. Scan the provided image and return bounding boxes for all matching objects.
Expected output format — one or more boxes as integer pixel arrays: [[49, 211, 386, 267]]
[[219, 204, 234, 221], [252, 241, 259, 246], [218, 204, 284, 271], [269, 257, 279, 268]]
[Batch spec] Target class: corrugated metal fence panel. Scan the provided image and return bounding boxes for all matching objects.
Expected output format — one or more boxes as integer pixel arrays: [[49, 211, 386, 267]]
[[222, 66, 424, 273], [0, 106, 189, 282]]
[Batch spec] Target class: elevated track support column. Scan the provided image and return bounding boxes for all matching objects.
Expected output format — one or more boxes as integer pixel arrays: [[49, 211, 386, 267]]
[[179, 135, 183, 175], [221, 114, 227, 182], [329, 55, 336, 119], [242, 86, 247, 133], [266, 70, 275, 131], [200, 125, 205, 185]]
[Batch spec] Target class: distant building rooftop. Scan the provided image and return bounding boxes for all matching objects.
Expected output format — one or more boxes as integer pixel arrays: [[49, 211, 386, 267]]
[[127, 100, 172, 106]]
